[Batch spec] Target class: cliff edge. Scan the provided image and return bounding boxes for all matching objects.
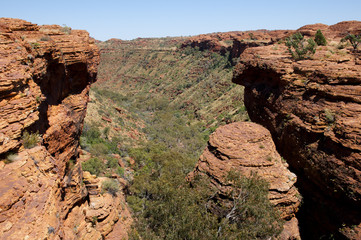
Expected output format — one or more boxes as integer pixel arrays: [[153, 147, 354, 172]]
[[232, 21, 361, 239], [0, 18, 129, 240]]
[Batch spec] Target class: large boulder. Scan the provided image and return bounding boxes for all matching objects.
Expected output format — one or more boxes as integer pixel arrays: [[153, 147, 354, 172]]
[[189, 121, 301, 239]]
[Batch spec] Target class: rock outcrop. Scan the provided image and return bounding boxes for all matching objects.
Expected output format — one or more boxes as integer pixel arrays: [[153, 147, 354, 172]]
[[0, 18, 131, 239], [181, 30, 294, 59], [61, 170, 133, 240], [189, 122, 301, 239], [0, 18, 98, 174], [232, 21, 361, 239]]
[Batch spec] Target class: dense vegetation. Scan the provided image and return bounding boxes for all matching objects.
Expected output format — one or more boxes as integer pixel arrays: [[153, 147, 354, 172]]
[[80, 37, 282, 239], [89, 38, 247, 144], [128, 165, 282, 240]]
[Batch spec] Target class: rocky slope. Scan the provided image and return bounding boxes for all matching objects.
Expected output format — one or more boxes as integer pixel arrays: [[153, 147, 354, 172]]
[[189, 122, 301, 239], [232, 21, 361, 239], [85, 36, 248, 148], [0, 18, 131, 239]]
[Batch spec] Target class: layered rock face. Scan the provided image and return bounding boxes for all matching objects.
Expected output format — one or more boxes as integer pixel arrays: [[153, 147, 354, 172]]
[[0, 18, 98, 174], [181, 30, 294, 59], [232, 21, 361, 239], [0, 18, 130, 239], [189, 122, 301, 239], [61, 169, 133, 240]]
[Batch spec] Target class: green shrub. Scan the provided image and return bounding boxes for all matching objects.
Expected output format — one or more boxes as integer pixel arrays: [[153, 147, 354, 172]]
[[103, 127, 110, 138], [102, 179, 120, 196], [22, 131, 41, 149], [83, 125, 101, 144], [116, 166, 125, 177], [314, 29, 327, 46], [90, 143, 109, 156], [91, 216, 98, 227], [248, 32, 257, 40], [30, 42, 40, 49], [324, 109, 335, 123], [82, 157, 104, 176], [106, 156, 118, 169], [285, 32, 316, 60], [40, 35, 51, 41], [79, 136, 90, 151], [81, 123, 122, 157], [341, 34, 361, 50], [61, 25, 71, 34], [35, 95, 41, 103]]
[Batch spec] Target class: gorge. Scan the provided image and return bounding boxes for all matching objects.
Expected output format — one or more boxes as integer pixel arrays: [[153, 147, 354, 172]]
[[0, 18, 360, 240]]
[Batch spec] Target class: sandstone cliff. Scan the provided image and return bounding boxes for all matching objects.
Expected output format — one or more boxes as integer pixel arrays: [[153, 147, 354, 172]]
[[0, 18, 98, 172], [181, 30, 294, 59], [0, 18, 130, 240], [232, 21, 361, 239], [189, 122, 301, 239]]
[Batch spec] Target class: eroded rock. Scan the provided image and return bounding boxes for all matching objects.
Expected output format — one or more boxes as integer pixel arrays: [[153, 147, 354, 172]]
[[189, 121, 301, 239], [0, 18, 98, 176], [232, 21, 361, 239], [0, 18, 132, 240]]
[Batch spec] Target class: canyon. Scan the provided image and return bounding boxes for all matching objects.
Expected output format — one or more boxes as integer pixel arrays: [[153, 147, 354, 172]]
[[0, 17, 360, 240]]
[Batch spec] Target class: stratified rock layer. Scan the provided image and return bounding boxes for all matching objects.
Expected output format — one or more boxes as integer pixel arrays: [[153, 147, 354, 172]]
[[0, 18, 98, 175], [232, 21, 361, 239], [181, 30, 295, 59], [189, 122, 301, 239], [0, 18, 131, 240]]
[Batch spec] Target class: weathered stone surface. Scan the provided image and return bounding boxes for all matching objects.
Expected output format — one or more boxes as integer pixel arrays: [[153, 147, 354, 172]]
[[0, 18, 133, 240], [0, 146, 62, 240], [232, 21, 361, 239], [62, 176, 133, 240], [0, 18, 99, 176], [0, 19, 133, 240], [181, 30, 295, 58], [189, 122, 301, 239]]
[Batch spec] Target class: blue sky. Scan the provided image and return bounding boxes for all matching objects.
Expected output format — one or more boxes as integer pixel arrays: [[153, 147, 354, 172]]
[[1, 0, 360, 41]]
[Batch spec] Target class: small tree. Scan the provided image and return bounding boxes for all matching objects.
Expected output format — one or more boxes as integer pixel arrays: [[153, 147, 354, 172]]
[[314, 29, 327, 46], [216, 171, 283, 239], [341, 34, 361, 50], [285, 32, 316, 60]]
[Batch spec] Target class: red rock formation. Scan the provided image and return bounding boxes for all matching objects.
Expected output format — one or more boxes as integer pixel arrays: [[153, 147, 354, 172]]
[[61, 171, 133, 240], [0, 146, 61, 239], [181, 30, 295, 58], [189, 122, 301, 239], [0, 18, 131, 239], [0, 18, 98, 176], [232, 21, 361, 239]]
